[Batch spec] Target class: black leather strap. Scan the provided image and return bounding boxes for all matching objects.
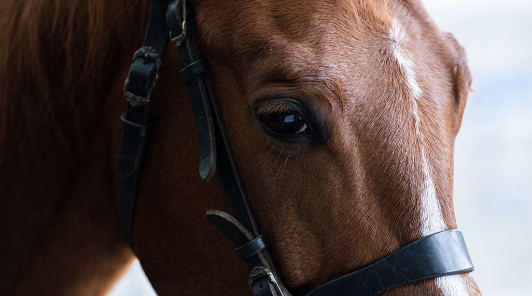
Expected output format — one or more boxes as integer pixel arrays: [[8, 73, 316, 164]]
[[206, 211, 267, 270], [116, 0, 169, 249], [180, 60, 210, 82], [207, 210, 289, 296], [306, 230, 474, 296], [120, 115, 151, 137], [167, 0, 217, 181], [236, 236, 267, 260]]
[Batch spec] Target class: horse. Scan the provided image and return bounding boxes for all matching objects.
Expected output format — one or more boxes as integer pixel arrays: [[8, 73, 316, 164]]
[[0, 0, 481, 295]]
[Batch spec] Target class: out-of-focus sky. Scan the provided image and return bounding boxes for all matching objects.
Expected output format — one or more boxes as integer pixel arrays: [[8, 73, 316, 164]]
[[108, 1, 532, 295]]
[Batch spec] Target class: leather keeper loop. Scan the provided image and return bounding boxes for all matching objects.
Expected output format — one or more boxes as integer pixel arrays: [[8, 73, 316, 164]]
[[180, 60, 209, 82], [235, 236, 267, 260], [120, 115, 151, 137]]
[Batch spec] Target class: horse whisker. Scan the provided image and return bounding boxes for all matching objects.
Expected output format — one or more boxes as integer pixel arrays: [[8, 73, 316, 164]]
[[241, 140, 275, 175], [272, 152, 290, 190]]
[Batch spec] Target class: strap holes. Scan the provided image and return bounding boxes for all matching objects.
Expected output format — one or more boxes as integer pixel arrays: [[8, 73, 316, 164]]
[[260, 282, 263, 289]]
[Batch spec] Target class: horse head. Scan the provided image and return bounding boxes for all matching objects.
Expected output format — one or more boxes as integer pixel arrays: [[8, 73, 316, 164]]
[[128, 0, 479, 295], [0, 0, 480, 294]]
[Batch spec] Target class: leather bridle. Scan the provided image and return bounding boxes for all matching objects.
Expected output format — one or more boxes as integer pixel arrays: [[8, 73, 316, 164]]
[[115, 1, 475, 295]]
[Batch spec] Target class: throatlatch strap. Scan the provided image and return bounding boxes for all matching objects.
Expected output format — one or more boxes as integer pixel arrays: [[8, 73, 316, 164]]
[[306, 230, 474, 296], [116, 0, 169, 249]]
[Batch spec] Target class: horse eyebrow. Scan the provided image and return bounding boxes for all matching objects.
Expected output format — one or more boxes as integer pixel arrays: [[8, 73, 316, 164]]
[[247, 59, 346, 111], [254, 59, 312, 85], [331, 77, 346, 109]]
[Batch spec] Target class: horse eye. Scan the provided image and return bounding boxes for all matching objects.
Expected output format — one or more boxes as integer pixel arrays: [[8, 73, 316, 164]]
[[259, 109, 308, 135]]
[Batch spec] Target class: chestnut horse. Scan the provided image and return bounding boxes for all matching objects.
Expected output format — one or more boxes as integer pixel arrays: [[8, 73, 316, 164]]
[[0, 0, 481, 295]]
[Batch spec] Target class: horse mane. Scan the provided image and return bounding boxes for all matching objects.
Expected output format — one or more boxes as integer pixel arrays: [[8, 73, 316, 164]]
[[0, 0, 149, 162]]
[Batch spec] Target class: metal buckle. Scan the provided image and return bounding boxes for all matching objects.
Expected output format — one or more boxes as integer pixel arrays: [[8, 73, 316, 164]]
[[169, 19, 187, 47], [249, 266, 285, 296], [123, 46, 162, 107], [169, 0, 187, 47]]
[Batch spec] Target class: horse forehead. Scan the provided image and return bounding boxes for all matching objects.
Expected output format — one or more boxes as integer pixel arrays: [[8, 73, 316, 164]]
[[195, 0, 393, 64], [195, 0, 453, 112]]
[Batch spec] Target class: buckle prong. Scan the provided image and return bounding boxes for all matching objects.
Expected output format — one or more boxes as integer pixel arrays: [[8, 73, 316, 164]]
[[249, 266, 286, 296], [169, 0, 187, 47]]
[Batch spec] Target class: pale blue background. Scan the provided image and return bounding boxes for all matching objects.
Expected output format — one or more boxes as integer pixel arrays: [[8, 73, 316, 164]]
[[108, 1, 532, 295]]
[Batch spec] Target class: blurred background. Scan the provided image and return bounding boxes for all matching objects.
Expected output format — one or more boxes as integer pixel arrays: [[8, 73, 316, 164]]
[[108, 1, 532, 295]]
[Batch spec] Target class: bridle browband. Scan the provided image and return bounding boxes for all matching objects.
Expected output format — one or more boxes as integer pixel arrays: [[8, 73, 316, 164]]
[[115, 1, 475, 295]]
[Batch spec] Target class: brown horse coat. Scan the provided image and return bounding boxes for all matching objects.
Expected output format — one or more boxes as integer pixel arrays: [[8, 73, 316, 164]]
[[0, 0, 481, 295]]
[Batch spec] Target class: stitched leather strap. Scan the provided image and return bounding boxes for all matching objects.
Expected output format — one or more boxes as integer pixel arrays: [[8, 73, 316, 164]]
[[236, 236, 267, 260], [120, 115, 151, 137], [167, 0, 217, 181], [207, 210, 289, 296], [180, 60, 210, 82], [307, 230, 474, 296], [116, 0, 169, 249]]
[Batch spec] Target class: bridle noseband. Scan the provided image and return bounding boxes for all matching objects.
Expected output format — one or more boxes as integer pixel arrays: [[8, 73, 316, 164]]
[[115, 1, 475, 295]]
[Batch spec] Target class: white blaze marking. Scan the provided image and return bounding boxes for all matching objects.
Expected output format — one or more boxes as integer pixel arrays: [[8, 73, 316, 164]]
[[437, 275, 470, 296], [389, 17, 446, 236], [419, 145, 447, 235], [388, 18, 469, 295], [389, 19, 422, 102]]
